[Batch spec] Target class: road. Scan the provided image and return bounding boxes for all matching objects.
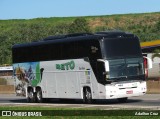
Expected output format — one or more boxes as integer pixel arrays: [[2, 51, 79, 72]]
[[0, 94, 160, 110]]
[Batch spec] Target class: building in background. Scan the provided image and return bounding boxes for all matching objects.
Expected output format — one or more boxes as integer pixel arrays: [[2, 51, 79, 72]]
[[0, 64, 13, 76]]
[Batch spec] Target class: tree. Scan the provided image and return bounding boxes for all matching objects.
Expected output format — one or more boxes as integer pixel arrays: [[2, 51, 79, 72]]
[[49, 23, 70, 35], [68, 18, 91, 33], [155, 21, 160, 31]]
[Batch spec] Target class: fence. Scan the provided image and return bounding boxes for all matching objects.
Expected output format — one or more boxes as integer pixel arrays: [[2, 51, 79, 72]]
[[0, 76, 15, 94], [147, 79, 160, 93]]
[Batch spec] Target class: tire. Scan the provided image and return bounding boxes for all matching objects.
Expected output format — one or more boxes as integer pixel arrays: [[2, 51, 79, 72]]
[[36, 89, 43, 103], [83, 88, 92, 104], [27, 88, 36, 103], [22, 88, 26, 97], [117, 97, 128, 103]]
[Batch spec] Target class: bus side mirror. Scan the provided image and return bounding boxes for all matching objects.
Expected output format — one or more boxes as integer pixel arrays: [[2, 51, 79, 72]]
[[97, 59, 110, 72]]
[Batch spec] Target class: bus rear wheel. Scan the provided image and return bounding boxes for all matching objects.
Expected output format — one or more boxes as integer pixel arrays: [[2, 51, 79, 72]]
[[36, 89, 43, 103], [27, 88, 36, 103], [83, 88, 92, 104]]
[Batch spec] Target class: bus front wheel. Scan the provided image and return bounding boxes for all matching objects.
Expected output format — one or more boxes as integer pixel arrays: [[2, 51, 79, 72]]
[[83, 88, 92, 104]]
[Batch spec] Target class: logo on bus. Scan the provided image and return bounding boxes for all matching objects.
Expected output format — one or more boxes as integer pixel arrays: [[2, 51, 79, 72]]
[[56, 60, 75, 70]]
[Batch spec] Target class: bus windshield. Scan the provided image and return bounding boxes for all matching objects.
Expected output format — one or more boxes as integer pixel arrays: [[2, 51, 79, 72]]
[[102, 37, 144, 81], [108, 58, 144, 80]]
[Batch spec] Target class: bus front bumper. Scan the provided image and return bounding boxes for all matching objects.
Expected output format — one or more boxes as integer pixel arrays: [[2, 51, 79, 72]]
[[105, 81, 147, 99]]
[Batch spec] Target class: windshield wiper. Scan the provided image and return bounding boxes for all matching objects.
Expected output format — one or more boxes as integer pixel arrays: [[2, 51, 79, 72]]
[[109, 76, 128, 82], [108, 77, 120, 82], [119, 76, 128, 78]]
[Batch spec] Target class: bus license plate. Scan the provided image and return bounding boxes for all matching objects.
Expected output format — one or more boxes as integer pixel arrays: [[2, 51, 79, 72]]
[[126, 90, 133, 94]]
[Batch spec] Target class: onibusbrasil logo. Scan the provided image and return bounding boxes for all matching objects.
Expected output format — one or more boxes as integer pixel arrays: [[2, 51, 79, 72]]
[[1, 111, 42, 116]]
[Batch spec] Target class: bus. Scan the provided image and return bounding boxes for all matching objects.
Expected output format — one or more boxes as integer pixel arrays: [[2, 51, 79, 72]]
[[12, 31, 152, 103]]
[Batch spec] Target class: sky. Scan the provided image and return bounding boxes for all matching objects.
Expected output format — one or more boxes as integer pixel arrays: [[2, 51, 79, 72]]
[[0, 0, 160, 20]]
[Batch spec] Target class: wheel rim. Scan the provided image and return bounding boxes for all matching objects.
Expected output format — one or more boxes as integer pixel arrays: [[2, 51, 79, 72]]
[[37, 91, 42, 101], [84, 88, 92, 103], [86, 89, 91, 99], [28, 91, 33, 99]]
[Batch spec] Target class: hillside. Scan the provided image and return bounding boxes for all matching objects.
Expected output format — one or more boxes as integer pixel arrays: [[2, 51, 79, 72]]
[[0, 12, 160, 65]]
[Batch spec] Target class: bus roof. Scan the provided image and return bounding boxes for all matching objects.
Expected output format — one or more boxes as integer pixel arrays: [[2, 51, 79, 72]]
[[12, 31, 136, 49], [12, 35, 99, 49]]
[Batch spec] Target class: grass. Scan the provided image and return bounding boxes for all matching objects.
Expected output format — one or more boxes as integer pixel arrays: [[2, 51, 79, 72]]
[[0, 106, 159, 119]]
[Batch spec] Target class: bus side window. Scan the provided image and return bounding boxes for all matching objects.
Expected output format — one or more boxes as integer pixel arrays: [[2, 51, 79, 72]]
[[75, 41, 88, 59], [89, 40, 102, 59], [61, 42, 76, 59]]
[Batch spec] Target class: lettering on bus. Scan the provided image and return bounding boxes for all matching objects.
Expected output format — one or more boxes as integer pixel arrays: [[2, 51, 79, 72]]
[[56, 61, 75, 70]]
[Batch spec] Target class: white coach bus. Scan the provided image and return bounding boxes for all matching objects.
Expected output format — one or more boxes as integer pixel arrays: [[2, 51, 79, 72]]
[[12, 31, 152, 103]]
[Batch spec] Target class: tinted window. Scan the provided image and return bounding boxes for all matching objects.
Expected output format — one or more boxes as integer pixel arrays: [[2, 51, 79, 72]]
[[12, 39, 103, 63], [103, 37, 142, 59]]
